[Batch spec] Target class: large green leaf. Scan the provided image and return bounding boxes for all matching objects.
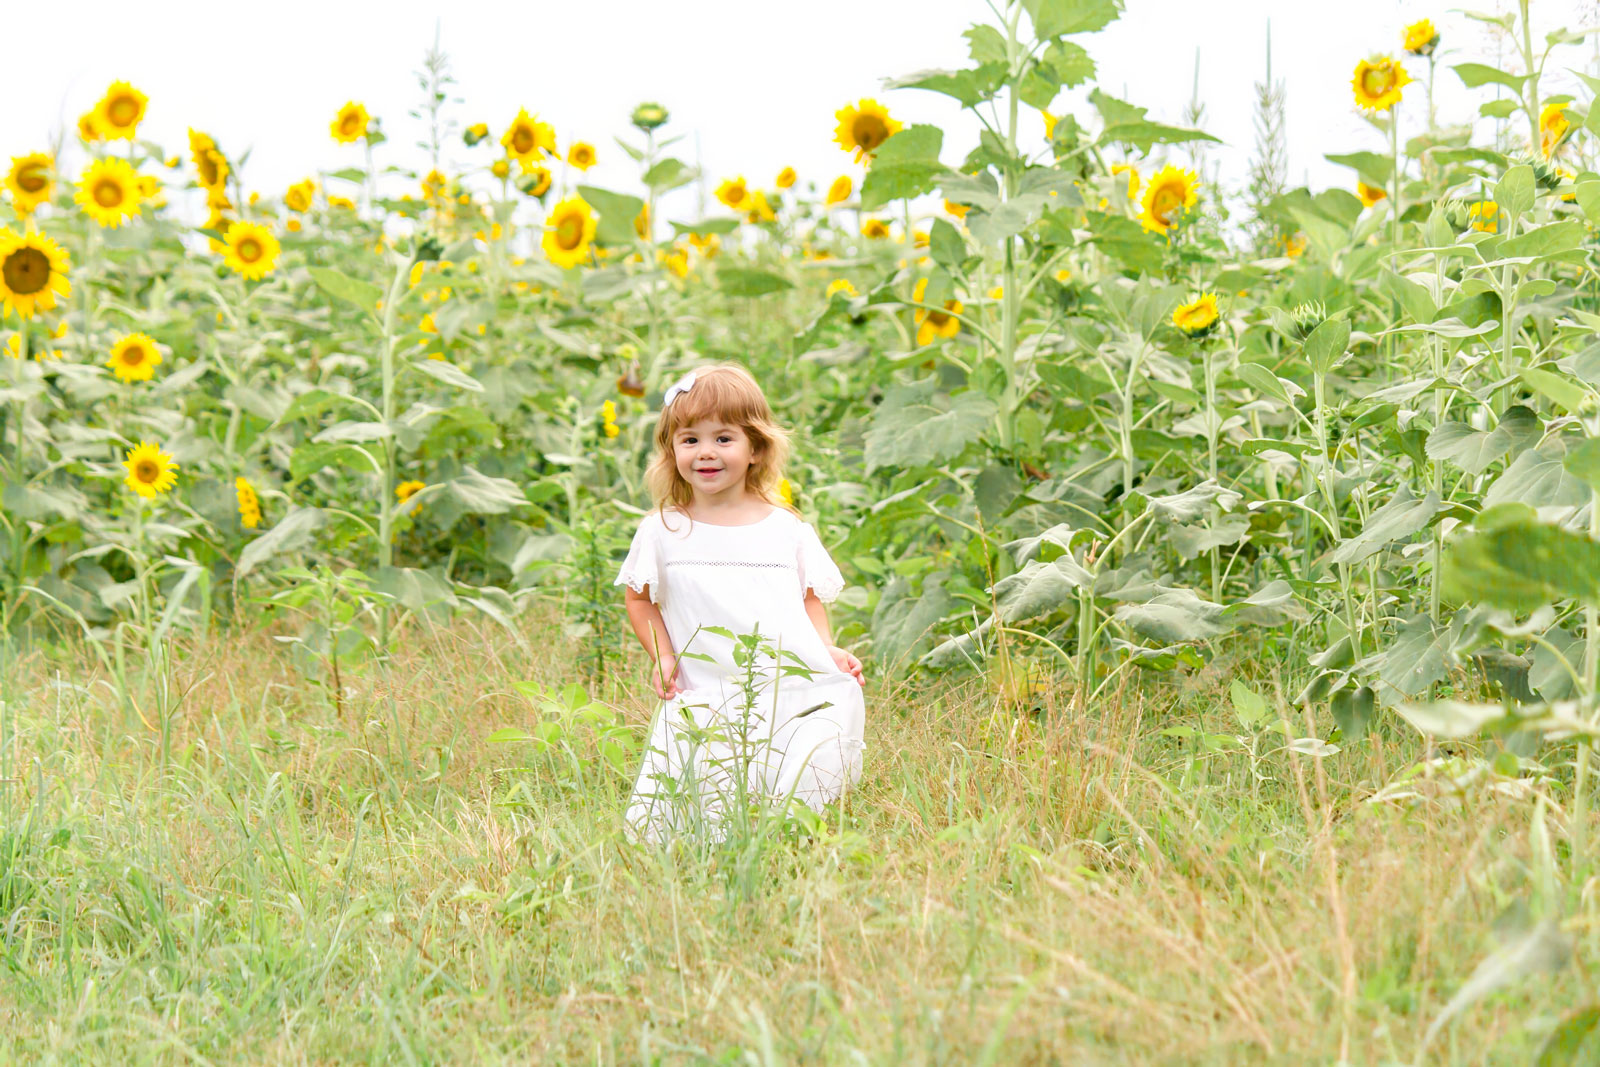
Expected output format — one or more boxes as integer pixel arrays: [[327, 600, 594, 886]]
[[1484, 446, 1591, 509], [717, 268, 794, 297], [446, 467, 527, 515], [575, 184, 645, 246], [1426, 421, 1514, 476], [1443, 515, 1600, 611], [1021, 0, 1123, 39], [642, 157, 696, 194], [237, 506, 326, 580], [994, 558, 1092, 621], [1453, 62, 1529, 91], [1325, 151, 1394, 186], [308, 267, 382, 313], [1114, 588, 1228, 643], [859, 125, 947, 210], [864, 381, 998, 473], [882, 66, 1006, 109], [1330, 487, 1442, 565]]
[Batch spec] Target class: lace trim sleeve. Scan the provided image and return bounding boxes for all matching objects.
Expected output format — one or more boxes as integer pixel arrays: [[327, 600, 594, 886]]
[[797, 521, 846, 603], [614, 516, 661, 604]]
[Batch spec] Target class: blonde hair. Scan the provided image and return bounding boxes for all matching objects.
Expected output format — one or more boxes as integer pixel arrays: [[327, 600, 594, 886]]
[[644, 362, 797, 529]]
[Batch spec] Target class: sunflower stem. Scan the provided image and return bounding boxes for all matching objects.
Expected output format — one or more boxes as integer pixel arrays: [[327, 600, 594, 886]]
[[374, 257, 410, 655]]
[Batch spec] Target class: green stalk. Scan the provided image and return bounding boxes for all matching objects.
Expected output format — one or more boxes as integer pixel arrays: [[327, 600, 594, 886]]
[[1577, 489, 1600, 879], [1314, 371, 1361, 656], [374, 259, 410, 653], [994, 0, 1023, 450]]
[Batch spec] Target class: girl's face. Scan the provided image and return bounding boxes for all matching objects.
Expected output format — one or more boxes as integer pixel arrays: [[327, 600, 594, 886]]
[[672, 418, 761, 502]]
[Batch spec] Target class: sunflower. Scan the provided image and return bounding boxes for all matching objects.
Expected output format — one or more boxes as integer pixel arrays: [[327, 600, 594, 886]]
[[1540, 101, 1571, 158], [775, 166, 797, 189], [77, 112, 102, 142], [197, 149, 229, 194], [463, 122, 489, 146], [285, 179, 316, 213], [74, 158, 144, 228], [542, 197, 596, 269], [634, 203, 651, 240], [491, 158, 511, 180], [5, 153, 53, 214], [826, 175, 853, 207], [222, 222, 281, 280], [944, 198, 969, 219], [567, 142, 597, 170], [778, 479, 794, 506], [1352, 56, 1410, 112], [1111, 162, 1141, 200], [861, 217, 890, 239], [0, 228, 72, 320], [396, 479, 426, 504], [1402, 19, 1438, 56], [202, 207, 233, 253], [826, 278, 857, 299], [107, 332, 162, 383], [235, 477, 262, 529], [1172, 292, 1220, 338], [716, 176, 750, 210], [327, 195, 356, 211], [1557, 165, 1578, 202], [422, 169, 447, 202], [833, 98, 902, 163], [123, 441, 179, 499], [331, 101, 371, 143], [912, 277, 962, 346], [658, 245, 689, 279], [1357, 181, 1387, 207], [1042, 110, 1059, 140], [502, 109, 556, 163], [94, 81, 148, 140], [744, 190, 776, 224], [689, 231, 721, 258], [1137, 165, 1200, 234], [1468, 200, 1499, 233]]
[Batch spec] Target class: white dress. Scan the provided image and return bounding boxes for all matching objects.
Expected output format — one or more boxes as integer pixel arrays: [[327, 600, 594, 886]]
[[614, 505, 866, 842]]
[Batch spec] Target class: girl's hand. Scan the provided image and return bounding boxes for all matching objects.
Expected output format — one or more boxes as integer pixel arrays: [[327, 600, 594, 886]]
[[826, 645, 865, 687], [650, 654, 683, 700]]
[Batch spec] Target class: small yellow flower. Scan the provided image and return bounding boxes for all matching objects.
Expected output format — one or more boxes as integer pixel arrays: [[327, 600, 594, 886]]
[[778, 478, 794, 506], [744, 190, 777, 223], [1042, 110, 1059, 141], [825, 278, 857, 299], [328, 195, 356, 211], [912, 276, 962, 347], [107, 332, 162, 383], [491, 158, 511, 179], [1111, 162, 1141, 200], [94, 81, 148, 141], [285, 179, 316, 213], [0, 228, 73, 320], [1540, 101, 1571, 158], [988, 286, 1004, 300], [123, 441, 179, 499], [421, 313, 437, 334], [861, 218, 890, 239], [396, 479, 426, 504], [74, 158, 144, 228], [825, 175, 852, 207], [1468, 200, 1499, 233], [5, 153, 54, 214], [1402, 19, 1438, 56], [1138, 165, 1200, 235], [1352, 56, 1410, 112], [1171, 292, 1220, 338], [1054, 268, 1071, 283], [331, 101, 371, 144], [775, 166, 797, 189], [716, 176, 750, 210], [502, 109, 556, 163], [542, 197, 597, 269], [222, 222, 281, 280], [833, 98, 902, 163], [1357, 181, 1387, 208], [287, 217, 302, 233], [567, 141, 597, 170], [235, 476, 262, 529]]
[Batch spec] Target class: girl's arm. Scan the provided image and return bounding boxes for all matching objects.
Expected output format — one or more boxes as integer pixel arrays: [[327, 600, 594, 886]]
[[623, 585, 681, 697], [805, 590, 865, 686]]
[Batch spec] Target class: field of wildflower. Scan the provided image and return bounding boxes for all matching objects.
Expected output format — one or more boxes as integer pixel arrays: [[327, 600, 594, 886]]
[[8, 0, 1600, 1061]]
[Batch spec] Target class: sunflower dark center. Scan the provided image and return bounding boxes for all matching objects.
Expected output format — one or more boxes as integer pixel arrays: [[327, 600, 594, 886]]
[[16, 165, 47, 193], [511, 126, 534, 154], [199, 155, 221, 186], [120, 346, 147, 365], [93, 178, 124, 208], [2, 247, 49, 295], [341, 112, 363, 137], [1151, 185, 1182, 223], [1361, 67, 1390, 96], [556, 213, 585, 250], [135, 459, 160, 482], [107, 96, 140, 127], [853, 115, 889, 152], [237, 237, 262, 262]]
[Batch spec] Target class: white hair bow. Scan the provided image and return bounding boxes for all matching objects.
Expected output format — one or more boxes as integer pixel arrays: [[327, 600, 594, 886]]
[[662, 370, 699, 408]]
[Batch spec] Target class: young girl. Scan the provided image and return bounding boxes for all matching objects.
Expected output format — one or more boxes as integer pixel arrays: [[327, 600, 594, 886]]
[[614, 363, 866, 843]]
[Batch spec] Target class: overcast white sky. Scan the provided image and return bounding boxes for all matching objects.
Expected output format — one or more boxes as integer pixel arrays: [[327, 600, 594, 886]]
[[8, 0, 1599, 229]]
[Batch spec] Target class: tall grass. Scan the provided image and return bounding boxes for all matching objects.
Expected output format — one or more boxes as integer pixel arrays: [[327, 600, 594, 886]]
[[0, 614, 1585, 1063]]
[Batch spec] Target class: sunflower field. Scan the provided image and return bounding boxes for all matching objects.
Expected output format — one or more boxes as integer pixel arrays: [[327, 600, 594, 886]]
[[8, 0, 1600, 1061]]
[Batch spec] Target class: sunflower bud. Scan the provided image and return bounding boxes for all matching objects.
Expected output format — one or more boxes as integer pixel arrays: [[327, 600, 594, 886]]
[[463, 122, 490, 147], [1289, 300, 1327, 339], [631, 102, 670, 132], [1518, 152, 1563, 190], [412, 233, 444, 264]]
